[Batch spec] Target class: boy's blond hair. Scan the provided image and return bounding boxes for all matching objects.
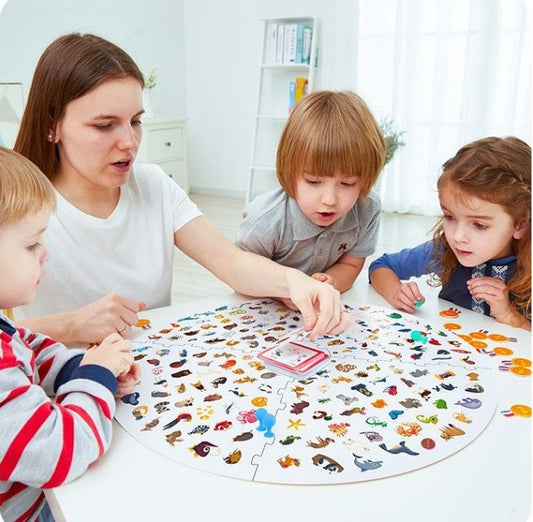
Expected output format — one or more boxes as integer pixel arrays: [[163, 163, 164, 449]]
[[276, 90, 386, 199], [0, 147, 56, 225]]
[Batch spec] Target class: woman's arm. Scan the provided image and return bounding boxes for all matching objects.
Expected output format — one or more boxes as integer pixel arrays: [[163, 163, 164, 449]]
[[16, 294, 146, 345], [175, 216, 351, 338]]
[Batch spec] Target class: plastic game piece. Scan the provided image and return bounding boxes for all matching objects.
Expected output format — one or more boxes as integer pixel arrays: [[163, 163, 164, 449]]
[[492, 347, 514, 356], [510, 404, 531, 417], [410, 330, 428, 344], [509, 366, 531, 376], [442, 322, 461, 330], [415, 299, 423, 308], [255, 407, 276, 437], [512, 358, 531, 367], [136, 318, 151, 329]]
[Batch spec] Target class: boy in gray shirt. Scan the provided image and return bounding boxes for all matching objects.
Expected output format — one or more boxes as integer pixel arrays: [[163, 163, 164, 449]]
[[237, 91, 385, 308]]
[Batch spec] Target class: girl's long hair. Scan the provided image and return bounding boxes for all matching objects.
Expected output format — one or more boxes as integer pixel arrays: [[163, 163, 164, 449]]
[[429, 136, 531, 319]]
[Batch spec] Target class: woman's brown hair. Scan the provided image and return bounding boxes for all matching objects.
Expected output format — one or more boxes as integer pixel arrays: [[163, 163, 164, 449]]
[[14, 33, 144, 178]]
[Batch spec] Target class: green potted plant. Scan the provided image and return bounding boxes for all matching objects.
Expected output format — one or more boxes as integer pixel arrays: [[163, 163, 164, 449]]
[[380, 116, 405, 165]]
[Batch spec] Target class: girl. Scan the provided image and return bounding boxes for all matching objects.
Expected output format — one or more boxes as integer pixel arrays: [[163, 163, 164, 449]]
[[13, 33, 351, 344], [369, 136, 531, 330]]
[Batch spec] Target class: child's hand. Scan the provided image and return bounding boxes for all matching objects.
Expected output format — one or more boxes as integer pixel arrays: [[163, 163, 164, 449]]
[[467, 276, 513, 321], [391, 282, 425, 313], [80, 332, 133, 377], [312, 272, 335, 286], [116, 363, 141, 397]]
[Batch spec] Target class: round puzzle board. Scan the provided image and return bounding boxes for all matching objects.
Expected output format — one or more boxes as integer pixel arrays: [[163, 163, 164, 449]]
[[115, 300, 497, 484]]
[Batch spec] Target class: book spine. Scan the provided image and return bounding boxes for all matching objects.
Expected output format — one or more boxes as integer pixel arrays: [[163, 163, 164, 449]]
[[288, 81, 296, 113], [302, 26, 313, 65], [295, 77, 308, 104], [266, 22, 278, 65], [275, 24, 285, 64], [283, 23, 297, 64], [295, 24, 305, 64]]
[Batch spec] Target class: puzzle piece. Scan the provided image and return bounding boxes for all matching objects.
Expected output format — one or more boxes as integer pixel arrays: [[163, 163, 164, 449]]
[[116, 300, 501, 485]]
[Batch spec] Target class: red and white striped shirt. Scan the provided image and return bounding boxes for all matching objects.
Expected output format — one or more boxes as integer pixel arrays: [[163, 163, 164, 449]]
[[0, 316, 117, 522]]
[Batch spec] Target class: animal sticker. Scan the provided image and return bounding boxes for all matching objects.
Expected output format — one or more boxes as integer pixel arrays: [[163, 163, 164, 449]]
[[115, 300, 499, 484]]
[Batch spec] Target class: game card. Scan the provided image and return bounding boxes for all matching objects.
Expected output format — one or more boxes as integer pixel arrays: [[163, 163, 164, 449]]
[[258, 339, 330, 375]]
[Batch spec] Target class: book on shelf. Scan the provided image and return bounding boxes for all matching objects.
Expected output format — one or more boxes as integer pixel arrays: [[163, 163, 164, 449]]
[[268, 21, 313, 66], [276, 24, 285, 65], [288, 76, 309, 113], [283, 23, 298, 65]]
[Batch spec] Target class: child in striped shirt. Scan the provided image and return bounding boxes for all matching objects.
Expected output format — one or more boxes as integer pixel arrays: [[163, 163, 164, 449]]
[[0, 147, 140, 522]]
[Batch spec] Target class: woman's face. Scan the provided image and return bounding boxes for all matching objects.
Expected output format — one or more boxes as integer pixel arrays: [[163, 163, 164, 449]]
[[54, 77, 144, 189]]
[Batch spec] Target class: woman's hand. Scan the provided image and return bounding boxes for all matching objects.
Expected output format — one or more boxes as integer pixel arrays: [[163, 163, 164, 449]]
[[67, 294, 146, 344]]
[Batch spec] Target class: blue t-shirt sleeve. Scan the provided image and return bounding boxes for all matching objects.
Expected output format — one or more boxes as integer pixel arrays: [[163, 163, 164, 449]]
[[55, 355, 117, 395], [368, 241, 436, 281]]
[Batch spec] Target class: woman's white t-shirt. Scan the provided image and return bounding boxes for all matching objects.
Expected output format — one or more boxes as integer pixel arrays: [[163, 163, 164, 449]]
[[18, 163, 202, 318]]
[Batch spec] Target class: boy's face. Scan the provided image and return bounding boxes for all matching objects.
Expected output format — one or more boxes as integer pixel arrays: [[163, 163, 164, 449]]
[[294, 173, 361, 227], [0, 209, 51, 309], [439, 186, 527, 266]]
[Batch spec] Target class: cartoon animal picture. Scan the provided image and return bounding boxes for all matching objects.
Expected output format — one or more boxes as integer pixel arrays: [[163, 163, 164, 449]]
[[114, 300, 498, 486], [312, 454, 344, 473], [352, 454, 383, 472]]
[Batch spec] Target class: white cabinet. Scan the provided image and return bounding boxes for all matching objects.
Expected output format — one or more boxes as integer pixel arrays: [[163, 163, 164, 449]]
[[136, 118, 189, 193], [246, 16, 319, 205]]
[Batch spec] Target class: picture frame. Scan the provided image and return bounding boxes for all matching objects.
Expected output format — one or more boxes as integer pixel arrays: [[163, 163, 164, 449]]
[[0, 83, 25, 147]]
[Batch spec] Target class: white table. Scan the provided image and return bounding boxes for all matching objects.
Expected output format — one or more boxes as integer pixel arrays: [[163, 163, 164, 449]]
[[47, 284, 531, 522]]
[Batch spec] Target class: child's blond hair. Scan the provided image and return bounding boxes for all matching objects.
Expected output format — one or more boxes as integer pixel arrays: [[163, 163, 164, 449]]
[[0, 147, 56, 225], [276, 90, 386, 199]]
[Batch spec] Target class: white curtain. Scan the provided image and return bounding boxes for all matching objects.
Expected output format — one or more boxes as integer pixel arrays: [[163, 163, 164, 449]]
[[354, 0, 531, 215]]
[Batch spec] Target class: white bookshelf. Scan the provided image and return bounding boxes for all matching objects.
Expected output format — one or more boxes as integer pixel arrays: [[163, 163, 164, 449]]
[[246, 16, 319, 205]]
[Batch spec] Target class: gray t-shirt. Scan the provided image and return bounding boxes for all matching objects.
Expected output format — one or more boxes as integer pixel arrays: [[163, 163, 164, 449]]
[[236, 187, 381, 275]]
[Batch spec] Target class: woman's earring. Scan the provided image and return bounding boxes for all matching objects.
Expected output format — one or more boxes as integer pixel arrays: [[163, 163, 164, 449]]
[[47, 133, 53, 142]]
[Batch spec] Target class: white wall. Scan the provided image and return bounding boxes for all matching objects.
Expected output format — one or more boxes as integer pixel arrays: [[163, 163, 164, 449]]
[[184, 0, 359, 197], [0, 0, 187, 118], [0, 0, 360, 198]]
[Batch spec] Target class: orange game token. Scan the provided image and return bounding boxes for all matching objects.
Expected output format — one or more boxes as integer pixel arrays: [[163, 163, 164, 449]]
[[488, 334, 508, 342], [443, 322, 461, 330], [457, 334, 472, 342], [510, 404, 532, 417], [510, 366, 532, 376], [136, 319, 151, 327], [492, 347, 514, 356], [469, 331, 488, 340], [512, 358, 532, 367], [468, 340, 488, 349], [440, 309, 460, 318]]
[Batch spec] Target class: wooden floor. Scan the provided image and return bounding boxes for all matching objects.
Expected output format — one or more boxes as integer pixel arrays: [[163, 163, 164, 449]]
[[172, 193, 437, 304]]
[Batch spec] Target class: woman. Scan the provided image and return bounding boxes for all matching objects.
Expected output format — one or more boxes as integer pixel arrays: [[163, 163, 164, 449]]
[[14, 33, 350, 344]]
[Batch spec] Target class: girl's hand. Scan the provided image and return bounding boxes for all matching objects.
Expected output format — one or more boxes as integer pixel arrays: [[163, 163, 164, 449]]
[[391, 282, 425, 313], [467, 276, 512, 321], [80, 332, 133, 377]]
